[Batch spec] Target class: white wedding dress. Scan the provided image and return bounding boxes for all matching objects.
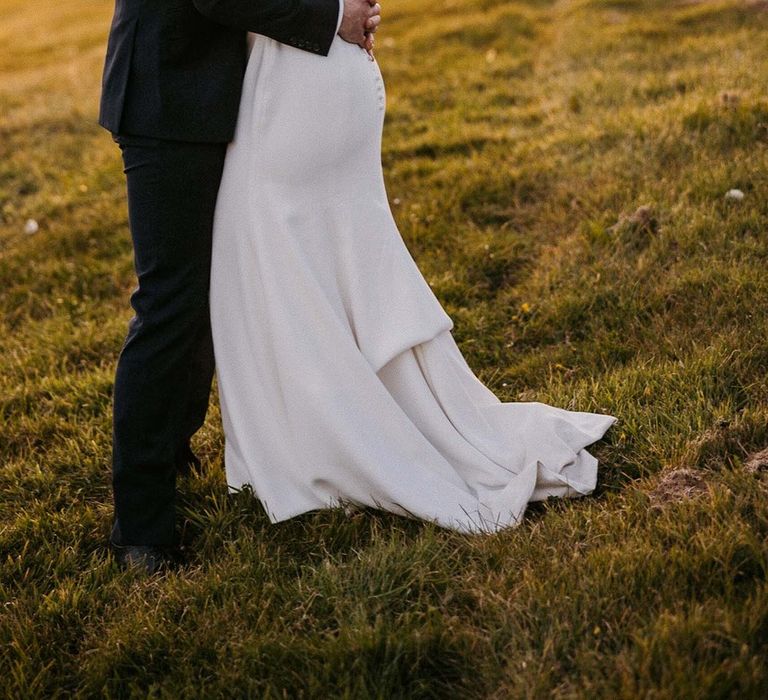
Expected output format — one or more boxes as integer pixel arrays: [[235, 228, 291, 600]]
[[209, 8, 617, 534]]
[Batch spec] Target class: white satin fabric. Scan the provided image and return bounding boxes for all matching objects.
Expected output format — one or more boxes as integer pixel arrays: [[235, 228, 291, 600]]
[[209, 12, 616, 533]]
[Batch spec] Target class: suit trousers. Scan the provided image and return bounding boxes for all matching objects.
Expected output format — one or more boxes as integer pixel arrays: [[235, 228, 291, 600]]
[[111, 136, 228, 546]]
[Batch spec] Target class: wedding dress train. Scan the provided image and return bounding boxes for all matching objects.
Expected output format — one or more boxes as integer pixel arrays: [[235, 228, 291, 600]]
[[209, 11, 616, 534]]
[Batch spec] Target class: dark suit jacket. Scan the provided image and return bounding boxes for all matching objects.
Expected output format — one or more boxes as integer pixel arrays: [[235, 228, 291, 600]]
[[99, 0, 340, 143]]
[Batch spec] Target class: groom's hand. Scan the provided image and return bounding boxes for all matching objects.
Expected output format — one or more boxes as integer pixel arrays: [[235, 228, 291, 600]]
[[339, 0, 381, 50]]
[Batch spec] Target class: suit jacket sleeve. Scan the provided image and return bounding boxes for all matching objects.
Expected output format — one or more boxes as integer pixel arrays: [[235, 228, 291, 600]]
[[192, 0, 342, 56]]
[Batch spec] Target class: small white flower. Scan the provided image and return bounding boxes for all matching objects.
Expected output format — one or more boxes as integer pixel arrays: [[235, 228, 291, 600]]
[[485, 48, 497, 63], [24, 218, 39, 234], [725, 189, 745, 201]]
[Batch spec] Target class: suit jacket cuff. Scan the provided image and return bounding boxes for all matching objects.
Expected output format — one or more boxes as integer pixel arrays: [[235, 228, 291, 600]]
[[335, 0, 344, 35], [193, 0, 340, 56]]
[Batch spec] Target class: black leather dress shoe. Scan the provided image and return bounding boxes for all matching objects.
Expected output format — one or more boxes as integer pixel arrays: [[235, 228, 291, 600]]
[[111, 542, 175, 575]]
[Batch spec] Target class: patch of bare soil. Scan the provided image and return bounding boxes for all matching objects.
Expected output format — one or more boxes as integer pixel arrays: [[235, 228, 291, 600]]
[[744, 447, 768, 474], [648, 468, 708, 508]]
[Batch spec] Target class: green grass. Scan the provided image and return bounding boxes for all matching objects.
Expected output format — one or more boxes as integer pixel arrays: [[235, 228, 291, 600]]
[[1, 0, 767, 696]]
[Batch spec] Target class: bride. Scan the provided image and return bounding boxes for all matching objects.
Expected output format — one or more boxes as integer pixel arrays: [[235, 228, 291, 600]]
[[209, 4, 616, 534]]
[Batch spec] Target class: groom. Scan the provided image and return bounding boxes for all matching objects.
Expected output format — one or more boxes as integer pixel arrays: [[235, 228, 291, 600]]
[[99, 0, 381, 574]]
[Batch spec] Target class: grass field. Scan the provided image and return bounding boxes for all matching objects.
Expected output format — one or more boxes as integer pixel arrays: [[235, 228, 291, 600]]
[[2, 0, 768, 696]]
